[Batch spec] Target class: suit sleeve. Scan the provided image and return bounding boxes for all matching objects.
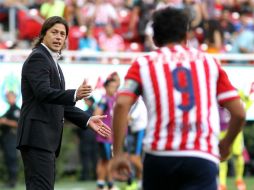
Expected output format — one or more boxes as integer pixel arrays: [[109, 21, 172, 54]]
[[64, 105, 90, 128], [23, 53, 76, 106]]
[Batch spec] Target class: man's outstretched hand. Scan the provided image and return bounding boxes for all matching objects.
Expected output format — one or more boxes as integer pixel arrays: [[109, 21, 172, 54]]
[[88, 115, 111, 138]]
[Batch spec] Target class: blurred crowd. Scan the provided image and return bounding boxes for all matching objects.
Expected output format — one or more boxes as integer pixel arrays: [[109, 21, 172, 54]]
[[0, 0, 254, 63]]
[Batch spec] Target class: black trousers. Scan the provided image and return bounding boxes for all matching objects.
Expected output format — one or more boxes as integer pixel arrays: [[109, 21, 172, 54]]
[[143, 153, 218, 190], [20, 147, 56, 190]]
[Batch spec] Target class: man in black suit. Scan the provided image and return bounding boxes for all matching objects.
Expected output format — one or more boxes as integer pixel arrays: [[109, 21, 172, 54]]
[[16, 16, 111, 190]]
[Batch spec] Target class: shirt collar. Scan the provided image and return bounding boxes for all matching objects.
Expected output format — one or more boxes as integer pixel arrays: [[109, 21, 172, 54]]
[[41, 43, 61, 62]]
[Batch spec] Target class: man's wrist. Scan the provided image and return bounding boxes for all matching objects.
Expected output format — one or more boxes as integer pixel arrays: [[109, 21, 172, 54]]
[[112, 147, 124, 157], [86, 117, 92, 127], [74, 89, 78, 102]]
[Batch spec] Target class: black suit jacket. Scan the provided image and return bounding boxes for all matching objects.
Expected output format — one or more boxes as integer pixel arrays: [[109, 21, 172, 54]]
[[17, 44, 90, 156]]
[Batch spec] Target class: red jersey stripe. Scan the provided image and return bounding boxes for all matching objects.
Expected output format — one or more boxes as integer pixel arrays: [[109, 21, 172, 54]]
[[179, 62, 190, 150], [190, 61, 202, 150], [148, 57, 162, 150], [164, 60, 175, 150], [204, 57, 212, 154]]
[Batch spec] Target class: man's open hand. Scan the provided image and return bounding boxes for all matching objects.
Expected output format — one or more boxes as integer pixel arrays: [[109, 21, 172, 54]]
[[88, 115, 111, 138]]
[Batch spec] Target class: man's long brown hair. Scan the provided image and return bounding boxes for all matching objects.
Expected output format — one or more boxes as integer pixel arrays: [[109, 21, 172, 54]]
[[32, 16, 69, 51]]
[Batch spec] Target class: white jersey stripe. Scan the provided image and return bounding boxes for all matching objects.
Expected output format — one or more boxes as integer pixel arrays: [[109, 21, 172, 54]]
[[155, 52, 170, 150], [218, 91, 239, 102], [139, 56, 155, 151], [197, 58, 209, 152], [205, 55, 221, 156]]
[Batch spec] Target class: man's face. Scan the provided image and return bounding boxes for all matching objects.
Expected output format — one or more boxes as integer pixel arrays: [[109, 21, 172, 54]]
[[42, 23, 67, 52]]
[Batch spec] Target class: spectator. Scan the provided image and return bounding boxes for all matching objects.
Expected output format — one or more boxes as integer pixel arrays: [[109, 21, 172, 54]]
[[78, 25, 100, 61], [230, 11, 254, 63], [98, 23, 125, 52], [94, 78, 119, 190], [203, 19, 223, 53], [65, 0, 86, 26], [183, 0, 203, 28], [85, 0, 118, 27], [218, 8, 236, 47], [187, 28, 199, 49], [40, 0, 68, 20], [127, 0, 157, 43]]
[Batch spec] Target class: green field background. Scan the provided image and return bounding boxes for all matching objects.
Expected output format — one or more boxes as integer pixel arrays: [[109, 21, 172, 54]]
[[0, 177, 253, 190]]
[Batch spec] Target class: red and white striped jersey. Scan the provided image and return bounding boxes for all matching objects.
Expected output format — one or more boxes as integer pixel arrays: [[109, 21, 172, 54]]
[[118, 45, 239, 164]]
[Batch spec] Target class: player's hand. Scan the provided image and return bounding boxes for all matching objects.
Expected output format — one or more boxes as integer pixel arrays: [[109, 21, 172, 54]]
[[111, 153, 131, 181], [76, 79, 92, 101], [219, 138, 231, 162], [88, 115, 111, 138]]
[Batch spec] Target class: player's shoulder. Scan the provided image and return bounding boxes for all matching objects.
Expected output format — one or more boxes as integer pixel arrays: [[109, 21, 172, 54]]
[[134, 50, 161, 65], [189, 47, 220, 64]]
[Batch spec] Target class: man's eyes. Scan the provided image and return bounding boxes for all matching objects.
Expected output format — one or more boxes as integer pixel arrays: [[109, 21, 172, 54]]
[[51, 31, 66, 36]]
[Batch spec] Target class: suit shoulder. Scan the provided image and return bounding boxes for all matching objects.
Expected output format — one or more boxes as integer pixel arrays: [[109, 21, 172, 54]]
[[24, 48, 49, 65], [30, 48, 48, 59], [22, 50, 51, 73]]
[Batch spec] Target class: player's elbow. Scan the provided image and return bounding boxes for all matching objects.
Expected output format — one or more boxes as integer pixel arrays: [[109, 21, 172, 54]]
[[222, 99, 246, 125], [230, 108, 246, 127], [234, 110, 246, 124], [115, 95, 134, 111], [115, 98, 128, 110]]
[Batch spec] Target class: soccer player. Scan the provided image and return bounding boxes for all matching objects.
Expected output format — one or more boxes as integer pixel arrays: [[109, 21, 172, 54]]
[[111, 6, 246, 190], [94, 78, 119, 190]]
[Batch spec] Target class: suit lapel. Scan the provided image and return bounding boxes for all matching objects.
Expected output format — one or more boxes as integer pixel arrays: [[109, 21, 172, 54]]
[[39, 45, 64, 89]]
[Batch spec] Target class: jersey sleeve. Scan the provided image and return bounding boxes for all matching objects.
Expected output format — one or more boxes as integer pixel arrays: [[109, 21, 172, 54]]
[[216, 65, 240, 104], [118, 60, 142, 98]]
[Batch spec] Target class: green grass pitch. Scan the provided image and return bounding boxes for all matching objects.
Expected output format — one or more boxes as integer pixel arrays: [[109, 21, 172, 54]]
[[1, 177, 254, 190]]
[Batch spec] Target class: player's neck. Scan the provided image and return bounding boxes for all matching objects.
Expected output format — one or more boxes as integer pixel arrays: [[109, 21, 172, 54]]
[[167, 40, 186, 48], [166, 41, 187, 50]]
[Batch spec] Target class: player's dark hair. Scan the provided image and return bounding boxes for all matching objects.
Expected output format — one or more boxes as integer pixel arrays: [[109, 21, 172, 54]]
[[152, 6, 190, 47], [32, 16, 69, 49]]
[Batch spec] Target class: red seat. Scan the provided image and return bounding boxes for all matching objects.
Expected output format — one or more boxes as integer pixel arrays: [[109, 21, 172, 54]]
[[0, 12, 8, 21], [115, 9, 139, 41], [17, 10, 42, 40], [68, 26, 86, 50]]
